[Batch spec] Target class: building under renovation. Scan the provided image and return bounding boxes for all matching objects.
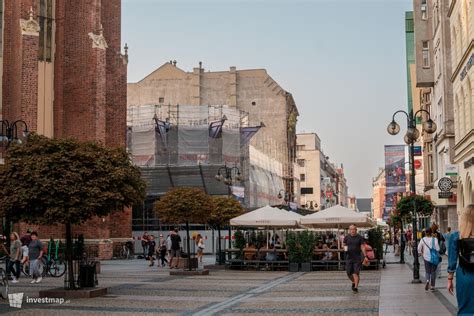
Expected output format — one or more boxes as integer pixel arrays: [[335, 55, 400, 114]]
[[127, 62, 299, 230]]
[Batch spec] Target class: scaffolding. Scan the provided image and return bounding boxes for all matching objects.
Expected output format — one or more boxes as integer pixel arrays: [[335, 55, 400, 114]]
[[127, 104, 285, 208]]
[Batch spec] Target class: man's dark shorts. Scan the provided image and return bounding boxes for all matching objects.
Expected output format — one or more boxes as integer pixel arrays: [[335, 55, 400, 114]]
[[346, 260, 361, 276]]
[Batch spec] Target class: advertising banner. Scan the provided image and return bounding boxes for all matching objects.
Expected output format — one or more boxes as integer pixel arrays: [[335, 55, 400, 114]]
[[383, 145, 406, 219]]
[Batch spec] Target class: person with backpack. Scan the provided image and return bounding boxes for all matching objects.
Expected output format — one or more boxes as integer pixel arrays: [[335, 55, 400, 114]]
[[418, 228, 441, 291], [447, 204, 474, 315]]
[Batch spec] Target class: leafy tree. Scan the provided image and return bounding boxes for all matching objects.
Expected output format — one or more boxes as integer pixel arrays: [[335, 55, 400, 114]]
[[396, 195, 434, 223], [0, 134, 146, 289], [208, 196, 244, 264], [154, 187, 213, 270]]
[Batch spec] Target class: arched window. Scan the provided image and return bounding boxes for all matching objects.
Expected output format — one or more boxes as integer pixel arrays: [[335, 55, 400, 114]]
[[454, 94, 460, 141], [466, 76, 473, 133], [467, 175, 473, 205], [452, 27, 458, 69], [460, 85, 466, 137], [463, 0, 469, 48], [459, 179, 464, 209]]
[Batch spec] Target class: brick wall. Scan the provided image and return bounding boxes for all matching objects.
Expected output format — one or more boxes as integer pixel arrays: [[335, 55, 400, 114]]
[[3, 1, 132, 258]]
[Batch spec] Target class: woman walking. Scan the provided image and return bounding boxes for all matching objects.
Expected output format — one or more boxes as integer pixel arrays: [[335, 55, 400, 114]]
[[196, 234, 205, 265], [159, 234, 168, 267], [418, 228, 440, 291], [447, 204, 474, 315], [5, 232, 22, 283]]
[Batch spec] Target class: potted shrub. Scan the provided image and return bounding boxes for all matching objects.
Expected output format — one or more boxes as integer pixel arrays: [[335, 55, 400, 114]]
[[299, 231, 316, 272], [234, 230, 246, 259], [286, 231, 301, 272]]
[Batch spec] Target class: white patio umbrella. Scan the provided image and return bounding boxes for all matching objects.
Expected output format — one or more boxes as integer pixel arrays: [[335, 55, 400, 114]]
[[300, 205, 375, 229], [230, 205, 301, 249], [230, 205, 300, 228]]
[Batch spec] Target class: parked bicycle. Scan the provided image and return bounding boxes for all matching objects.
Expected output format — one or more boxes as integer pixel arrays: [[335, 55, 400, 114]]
[[0, 255, 9, 299], [21, 239, 65, 278], [119, 241, 134, 259]]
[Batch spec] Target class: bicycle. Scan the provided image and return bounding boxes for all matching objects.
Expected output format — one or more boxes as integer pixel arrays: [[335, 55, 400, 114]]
[[119, 241, 134, 259], [0, 255, 9, 299]]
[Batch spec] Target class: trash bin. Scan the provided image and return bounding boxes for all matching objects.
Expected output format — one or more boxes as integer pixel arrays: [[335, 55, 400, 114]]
[[79, 262, 97, 288]]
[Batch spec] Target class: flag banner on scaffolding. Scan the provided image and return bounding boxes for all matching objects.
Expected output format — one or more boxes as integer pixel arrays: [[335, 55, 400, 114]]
[[240, 126, 262, 148], [231, 186, 245, 204], [209, 119, 224, 139], [154, 118, 170, 147], [383, 145, 406, 220]]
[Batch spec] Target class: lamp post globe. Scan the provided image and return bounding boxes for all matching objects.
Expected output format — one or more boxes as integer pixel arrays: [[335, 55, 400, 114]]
[[406, 126, 420, 142], [423, 119, 437, 134], [387, 121, 400, 135]]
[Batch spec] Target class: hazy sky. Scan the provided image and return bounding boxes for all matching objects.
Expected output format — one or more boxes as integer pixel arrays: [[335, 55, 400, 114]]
[[122, 0, 412, 198]]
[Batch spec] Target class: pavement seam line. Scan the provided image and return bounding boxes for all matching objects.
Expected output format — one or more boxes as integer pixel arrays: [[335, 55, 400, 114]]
[[191, 273, 303, 316]]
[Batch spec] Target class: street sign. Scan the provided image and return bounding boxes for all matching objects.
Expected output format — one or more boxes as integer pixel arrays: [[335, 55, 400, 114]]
[[414, 160, 422, 169], [413, 146, 422, 156], [438, 192, 453, 199], [438, 177, 453, 192], [445, 164, 458, 176]]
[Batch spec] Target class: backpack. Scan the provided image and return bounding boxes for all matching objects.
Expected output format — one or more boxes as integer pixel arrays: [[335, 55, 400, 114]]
[[423, 237, 441, 265], [458, 238, 474, 272]]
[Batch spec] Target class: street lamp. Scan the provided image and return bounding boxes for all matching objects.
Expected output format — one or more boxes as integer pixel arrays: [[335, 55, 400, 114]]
[[0, 120, 29, 146], [215, 164, 242, 264], [0, 119, 29, 249], [387, 109, 436, 283]]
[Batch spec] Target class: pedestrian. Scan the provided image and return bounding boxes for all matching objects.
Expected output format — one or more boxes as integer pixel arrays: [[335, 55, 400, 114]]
[[418, 228, 440, 291], [169, 228, 181, 269], [28, 232, 44, 284], [147, 235, 156, 267], [166, 233, 172, 263], [141, 231, 150, 259], [443, 227, 452, 256], [343, 224, 368, 293], [196, 234, 205, 265], [406, 227, 413, 256], [159, 234, 168, 267], [447, 204, 474, 315], [20, 229, 32, 247], [3, 232, 21, 283], [431, 223, 445, 278]]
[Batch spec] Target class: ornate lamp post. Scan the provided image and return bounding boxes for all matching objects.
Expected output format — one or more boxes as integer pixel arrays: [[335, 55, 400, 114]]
[[215, 164, 242, 263], [0, 120, 29, 249], [387, 109, 436, 282]]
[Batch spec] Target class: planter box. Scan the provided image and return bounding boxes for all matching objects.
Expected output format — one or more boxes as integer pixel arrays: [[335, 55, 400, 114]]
[[300, 262, 311, 272], [177, 258, 199, 269], [289, 263, 299, 272]]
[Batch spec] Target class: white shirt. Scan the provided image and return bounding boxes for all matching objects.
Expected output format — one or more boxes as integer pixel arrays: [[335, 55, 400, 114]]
[[418, 237, 440, 262]]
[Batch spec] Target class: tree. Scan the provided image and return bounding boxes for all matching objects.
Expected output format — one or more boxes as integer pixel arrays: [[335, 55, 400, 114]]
[[154, 187, 213, 270], [208, 196, 244, 264], [0, 134, 146, 289], [396, 195, 434, 223]]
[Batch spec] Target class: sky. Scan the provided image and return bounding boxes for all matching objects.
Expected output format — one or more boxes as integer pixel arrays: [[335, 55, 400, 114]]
[[122, 0, 412, 198]]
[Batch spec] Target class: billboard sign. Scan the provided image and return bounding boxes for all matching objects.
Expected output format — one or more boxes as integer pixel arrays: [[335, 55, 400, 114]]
[[383, 145, 406, 219]]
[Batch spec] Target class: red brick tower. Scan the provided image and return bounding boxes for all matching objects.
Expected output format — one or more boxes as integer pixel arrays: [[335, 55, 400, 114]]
[[2, 0, 129, 259]]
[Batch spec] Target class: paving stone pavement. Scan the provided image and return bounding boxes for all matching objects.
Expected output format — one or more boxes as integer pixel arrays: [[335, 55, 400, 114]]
[[0, 254, 457, 315], [0, 257, 381, 315]]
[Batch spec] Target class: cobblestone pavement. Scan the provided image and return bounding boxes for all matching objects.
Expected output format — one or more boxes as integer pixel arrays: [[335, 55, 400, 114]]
[[0, 258, 381, 315]]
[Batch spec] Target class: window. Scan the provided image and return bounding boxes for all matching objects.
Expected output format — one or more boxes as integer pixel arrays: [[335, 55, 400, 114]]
[[159, 97, 165, 103], [422, 41, 430, 68], [300, 174, 306, 181], [421, 0, 428, 20], [296, 145, 305, 151], [39, 0, 54, 62], [297, 159, 305, 167], [300, 187, 313, 195]]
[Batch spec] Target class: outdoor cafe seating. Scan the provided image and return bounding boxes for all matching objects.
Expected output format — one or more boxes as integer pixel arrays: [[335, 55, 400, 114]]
[[224, 205, 380, 272]]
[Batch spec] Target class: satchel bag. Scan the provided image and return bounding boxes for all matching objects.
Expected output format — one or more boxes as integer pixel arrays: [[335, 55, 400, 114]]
[[458, 238, 474, 272], [422, 238, 441, 265]]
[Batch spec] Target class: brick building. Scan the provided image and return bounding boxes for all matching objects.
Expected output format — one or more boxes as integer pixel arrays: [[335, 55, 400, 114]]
[[1, 0, 128, 258]]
